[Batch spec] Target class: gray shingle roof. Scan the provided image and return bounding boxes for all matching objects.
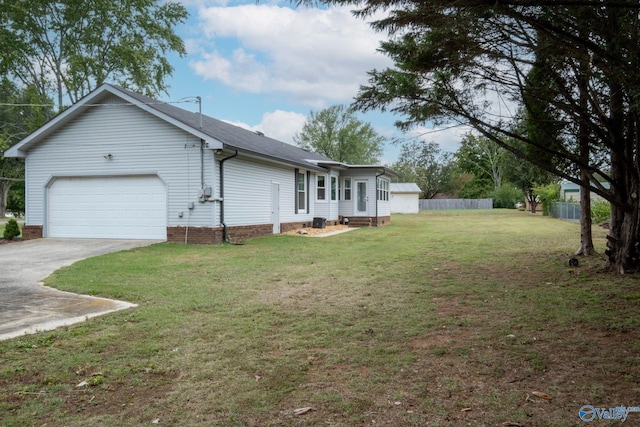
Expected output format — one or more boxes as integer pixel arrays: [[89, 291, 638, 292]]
[[114, 85, 332, 171]]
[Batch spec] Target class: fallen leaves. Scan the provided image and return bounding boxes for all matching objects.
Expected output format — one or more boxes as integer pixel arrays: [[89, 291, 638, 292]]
[[531, 391, 552, 400], [293, 407, 312, 416]]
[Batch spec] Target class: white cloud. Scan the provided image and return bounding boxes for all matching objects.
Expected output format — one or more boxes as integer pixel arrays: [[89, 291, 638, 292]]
[[188, 4, 392, 107], [256, 110, 308, 144], [223, 109, 308, 145]]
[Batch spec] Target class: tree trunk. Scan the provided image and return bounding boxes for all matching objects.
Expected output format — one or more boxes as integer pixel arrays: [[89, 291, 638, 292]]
[[607, 198, 640, 273], [575, 37, 596, 257], [0, 180, 11, 218], [526, 190, 538, 213], [576, 167, 596, 256], [606, 138, 640, 272], [605, 75, 640, 273]]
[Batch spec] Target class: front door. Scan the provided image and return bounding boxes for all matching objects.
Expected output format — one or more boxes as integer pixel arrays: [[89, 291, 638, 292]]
[[355, 180, 368, 215], [271, 182, 280, 233]]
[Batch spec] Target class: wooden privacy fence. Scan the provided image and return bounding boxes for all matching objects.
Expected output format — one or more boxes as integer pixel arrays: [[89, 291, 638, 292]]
[[550, 202, 581, 220], [419, 198, 493, 210]]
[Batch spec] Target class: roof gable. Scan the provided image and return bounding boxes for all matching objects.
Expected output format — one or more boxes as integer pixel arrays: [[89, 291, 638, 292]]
[[4, 83, 331, 172]]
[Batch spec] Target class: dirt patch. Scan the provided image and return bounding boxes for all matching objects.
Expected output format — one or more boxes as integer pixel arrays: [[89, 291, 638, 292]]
[[283, 224, 352, 237], [0, 238, 22, 245]]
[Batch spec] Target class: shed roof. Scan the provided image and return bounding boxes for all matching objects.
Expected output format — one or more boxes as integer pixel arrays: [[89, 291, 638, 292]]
[[390, 183, 421, 193]]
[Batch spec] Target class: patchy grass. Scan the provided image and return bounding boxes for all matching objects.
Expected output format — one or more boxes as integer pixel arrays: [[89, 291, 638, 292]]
[[1, 210, 639, 426]]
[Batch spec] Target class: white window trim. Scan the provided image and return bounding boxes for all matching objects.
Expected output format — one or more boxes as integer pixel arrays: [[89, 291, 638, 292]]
[[343, 177, 352, 201], [316, 174, 327, 202], [297, 171, 307, 213], [330, 176, 338, 201]]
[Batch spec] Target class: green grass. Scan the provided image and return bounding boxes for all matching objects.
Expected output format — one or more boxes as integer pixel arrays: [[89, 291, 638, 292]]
[[1, 210, 639, 426]]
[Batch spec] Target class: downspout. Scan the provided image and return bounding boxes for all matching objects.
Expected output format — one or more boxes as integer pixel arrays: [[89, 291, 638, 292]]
[[219, 150, 238, 243], [200, 140, 205, 190], [375, 169, 387, 227]]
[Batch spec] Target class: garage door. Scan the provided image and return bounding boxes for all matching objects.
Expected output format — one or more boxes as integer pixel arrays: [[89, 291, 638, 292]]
[[48, 176, 167, 239]]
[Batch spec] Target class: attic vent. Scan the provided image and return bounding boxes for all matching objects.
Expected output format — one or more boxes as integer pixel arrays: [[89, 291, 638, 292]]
[[255, 131, 265, 136]]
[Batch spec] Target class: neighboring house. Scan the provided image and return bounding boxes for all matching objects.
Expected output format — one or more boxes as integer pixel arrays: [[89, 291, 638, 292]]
[[390, 183, 421, 214], [4, 84, 396, 243], [560, 180, 610, 202]]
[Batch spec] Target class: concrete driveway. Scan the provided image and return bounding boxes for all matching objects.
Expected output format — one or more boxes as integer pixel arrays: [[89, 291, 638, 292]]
[[0, 238, 160, 341]]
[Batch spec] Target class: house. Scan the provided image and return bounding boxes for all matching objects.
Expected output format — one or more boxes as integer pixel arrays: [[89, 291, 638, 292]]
[[390, 183, 421, 214], [3, 84, 396, 244], [560, 179, 610, 202]]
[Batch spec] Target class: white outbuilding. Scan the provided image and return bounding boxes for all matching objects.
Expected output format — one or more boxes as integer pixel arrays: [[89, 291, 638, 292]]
[[390, 183, 422, 214]]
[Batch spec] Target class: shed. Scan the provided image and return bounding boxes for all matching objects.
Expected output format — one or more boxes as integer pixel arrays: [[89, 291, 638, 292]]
[[390, 183, 421, 214]]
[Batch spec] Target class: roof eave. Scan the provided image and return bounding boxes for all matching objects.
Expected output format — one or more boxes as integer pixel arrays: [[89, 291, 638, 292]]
[[224, 146, 328, 172]]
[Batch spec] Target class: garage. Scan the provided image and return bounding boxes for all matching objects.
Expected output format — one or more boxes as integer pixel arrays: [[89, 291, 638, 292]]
[[48, 176, 167, 239]]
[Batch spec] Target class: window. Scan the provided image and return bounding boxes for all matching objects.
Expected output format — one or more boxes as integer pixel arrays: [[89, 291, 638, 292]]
[[296, 170, 306, 212], [344, 178, 352, 200], [377, 179, 389, 201], [331, 176, 337, 201], [317, 175, 326, 201]]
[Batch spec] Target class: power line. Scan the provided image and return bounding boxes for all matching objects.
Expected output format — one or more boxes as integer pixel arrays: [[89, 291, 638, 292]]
[[0, 99, 199, 108]]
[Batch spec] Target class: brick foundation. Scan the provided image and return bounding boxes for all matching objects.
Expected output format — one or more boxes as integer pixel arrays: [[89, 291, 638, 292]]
[[166, 226, 224, 245], [20, 218, 391, 245], [225, 224, 273, 243], [21, 225, 43, 240], [167, 224, 276, 245]]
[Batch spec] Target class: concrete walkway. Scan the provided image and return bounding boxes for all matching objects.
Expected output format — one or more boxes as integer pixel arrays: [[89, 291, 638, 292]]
[[0, 238, 160, 340]]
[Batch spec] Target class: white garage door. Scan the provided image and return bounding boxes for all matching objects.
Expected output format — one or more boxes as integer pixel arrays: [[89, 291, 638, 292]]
[[48, 176, 167, 239]]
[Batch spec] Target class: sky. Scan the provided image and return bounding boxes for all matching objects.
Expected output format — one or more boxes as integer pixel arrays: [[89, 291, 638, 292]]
[[162, 0, 470, 164]]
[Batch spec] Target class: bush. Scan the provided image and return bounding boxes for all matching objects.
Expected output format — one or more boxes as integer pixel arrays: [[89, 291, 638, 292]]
[[591, 199, 611, 224], [3, 218, 20, 240], [490, 184, 524, 209], [533, 183, 561, 216]]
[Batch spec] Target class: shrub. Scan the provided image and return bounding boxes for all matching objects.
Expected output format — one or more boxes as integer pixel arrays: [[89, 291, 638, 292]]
[[3, 218, 20, 240], [490, 184, 523, 209], [533, 183, 561, 216], [591, 199, 611, 224]]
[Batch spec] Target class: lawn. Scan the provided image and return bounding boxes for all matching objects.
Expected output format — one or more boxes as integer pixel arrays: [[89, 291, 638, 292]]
[[1, 210, 639, 426]]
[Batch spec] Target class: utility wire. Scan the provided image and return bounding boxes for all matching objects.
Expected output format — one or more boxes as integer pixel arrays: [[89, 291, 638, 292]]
[[0, 99, 199, 108]]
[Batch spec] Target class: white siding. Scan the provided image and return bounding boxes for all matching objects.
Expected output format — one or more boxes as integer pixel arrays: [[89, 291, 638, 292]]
[[377, 177, 392, 217], [391, 193, 419, 214], [311, 170, 340, 221], [337, 172, 392, 217], [222, 157, 318, 227], [25, 95, 216, 233], [338, 172, 376, 216]]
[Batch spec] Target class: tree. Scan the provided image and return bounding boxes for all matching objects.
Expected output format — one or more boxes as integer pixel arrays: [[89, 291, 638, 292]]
[[305, 0, 640, 273], [392, 140, 454, 199], [456, 133, 506, 190], [293, 105, 384, 164], [0, 80, 53, 217], [0, 0, 188, 110]]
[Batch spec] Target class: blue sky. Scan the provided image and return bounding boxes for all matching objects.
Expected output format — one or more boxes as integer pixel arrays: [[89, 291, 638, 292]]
[[161, 0, 469, 164]]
